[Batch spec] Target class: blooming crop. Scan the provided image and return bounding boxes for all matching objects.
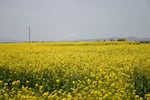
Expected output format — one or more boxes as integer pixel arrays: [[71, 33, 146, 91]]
[[0, 41, 150, 99]]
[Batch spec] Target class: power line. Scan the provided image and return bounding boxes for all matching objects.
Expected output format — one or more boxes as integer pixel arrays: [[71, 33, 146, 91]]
[[29, 26, 31, 42]]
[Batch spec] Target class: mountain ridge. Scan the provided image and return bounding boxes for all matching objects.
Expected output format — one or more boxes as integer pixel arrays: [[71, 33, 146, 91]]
[[0, 36, 150, 42]]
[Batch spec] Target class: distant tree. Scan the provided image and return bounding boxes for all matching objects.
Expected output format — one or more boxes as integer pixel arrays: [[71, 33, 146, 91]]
[[140, 40, 150, 43], [117, 38, 126, 41], [110, 38, 115, 41]]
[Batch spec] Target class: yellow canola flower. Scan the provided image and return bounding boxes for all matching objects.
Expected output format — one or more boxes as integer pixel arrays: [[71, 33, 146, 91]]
[[0, 42, 149, 100], [72, 81, 76, 85], [87, 79, 91, 84], [56, 79, 60, 84], [0, 80, 3, 86]]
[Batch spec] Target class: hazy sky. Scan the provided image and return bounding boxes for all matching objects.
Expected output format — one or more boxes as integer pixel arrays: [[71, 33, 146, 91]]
[[0, 0, 150, 41]]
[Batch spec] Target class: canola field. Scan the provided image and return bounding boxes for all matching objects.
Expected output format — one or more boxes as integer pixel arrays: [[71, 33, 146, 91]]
[[0, 42, 150, 100]]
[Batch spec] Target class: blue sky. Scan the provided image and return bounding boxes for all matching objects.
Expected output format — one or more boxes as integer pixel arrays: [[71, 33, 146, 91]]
[[0, 0, 150, 41]]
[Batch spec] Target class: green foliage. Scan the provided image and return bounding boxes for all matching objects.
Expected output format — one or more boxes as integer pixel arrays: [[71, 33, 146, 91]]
[[117, 38, 126, 41]]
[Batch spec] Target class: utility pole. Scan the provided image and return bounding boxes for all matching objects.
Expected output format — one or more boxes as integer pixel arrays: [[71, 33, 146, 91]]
[[29, 26, 31, 42]]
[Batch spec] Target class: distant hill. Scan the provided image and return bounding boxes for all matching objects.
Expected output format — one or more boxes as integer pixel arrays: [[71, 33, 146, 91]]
[[92, 37, 150, 42], [73, 37, 150, 42], [0, 38, 20, 43], [0, 37, 150, 42], [126, 37, 150, 41]]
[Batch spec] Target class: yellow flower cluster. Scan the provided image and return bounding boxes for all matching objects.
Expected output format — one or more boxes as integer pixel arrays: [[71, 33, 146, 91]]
[[0, 41, 150, 100]]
